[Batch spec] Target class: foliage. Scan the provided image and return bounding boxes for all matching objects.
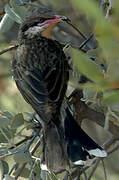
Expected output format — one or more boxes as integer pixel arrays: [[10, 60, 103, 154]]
[[0, 0, 119, 179]]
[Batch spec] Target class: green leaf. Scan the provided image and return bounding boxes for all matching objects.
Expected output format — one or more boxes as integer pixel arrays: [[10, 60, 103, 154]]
[[14, 151, 32, 164], [10, 0, 28, 19], [13, 167, 30, 178], [0, 116, 10, 128], [0, 129, 11, 143], [3, 111, 13, 120], [40, 170, 47, 180], [0, 14, 14, 33], [5, 4, 22, 24], [72, 49, 105, 83], [12, 0, 29, 5], [70, 0, 103, 21], [1, 160, 9, 175], [103, 91, 119, 105], [11, 113, 24, 128]]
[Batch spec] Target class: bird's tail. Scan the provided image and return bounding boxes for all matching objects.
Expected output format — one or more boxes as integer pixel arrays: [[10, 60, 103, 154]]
[[43, 117, 68, 170], [64, 107, 107, 165]]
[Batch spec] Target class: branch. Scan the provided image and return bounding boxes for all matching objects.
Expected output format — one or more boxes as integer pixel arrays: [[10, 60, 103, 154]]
[[72, 90, 119, 138], [0, 44, 18, 56], [107, 143, 119, 155], [87, 158, 100, 180], [14, 136, 42, 180]]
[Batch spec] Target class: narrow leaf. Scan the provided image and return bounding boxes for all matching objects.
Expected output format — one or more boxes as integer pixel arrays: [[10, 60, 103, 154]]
[[0, 14, 14, 33], [5, 4, 22, 24], [72, 49, 105, 83]]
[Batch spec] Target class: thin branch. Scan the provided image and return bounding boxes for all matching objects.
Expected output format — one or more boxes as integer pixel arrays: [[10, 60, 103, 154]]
[[83, 170, 88, 180], [15, 163, 26, 180], [87, 158, 100, 180], [102, 136, 116, 150], [79, 34, 94, 50], [8, 163, 17, 176], [62, 171, 69, 180], [14, 135, 42, 179], [9, 136, 33, 150], [107, 143, 119, 155], [66, 21, 87, 40], [0, 44, 18, 56], [73, 90, 119, 138], [101, 160, 107, 180], [31, 135, 42, 155]]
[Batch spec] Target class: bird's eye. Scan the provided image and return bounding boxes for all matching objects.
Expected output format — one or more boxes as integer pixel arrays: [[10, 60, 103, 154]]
[[38, 19, 46, 23], [21, 17, 54, 32]]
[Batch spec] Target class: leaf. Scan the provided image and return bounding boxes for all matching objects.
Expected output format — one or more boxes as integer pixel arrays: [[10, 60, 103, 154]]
[[12, 0, 29, 5], [0, 129, 11, 143], [14, 151, 32, 164], [1, 160, 9, 175], [10, 0, 28, 19], [13, 167, 30, 178], [71, 0, 103, 21], [0, 160, 4, 179], [0, 14, 14, 33], [103, 91, 119, 105], [3, 175, 15, 180], [11, 113, 24, 128], [5, 4, 22, 24], [3, 111, 13, 120], [0, 116, 10, 128], [40, 170, 47, 180], [72, 49, 105, 83]]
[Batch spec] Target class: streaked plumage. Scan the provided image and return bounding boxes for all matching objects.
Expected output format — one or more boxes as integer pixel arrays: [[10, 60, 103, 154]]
[[12, 14, 69, 170]]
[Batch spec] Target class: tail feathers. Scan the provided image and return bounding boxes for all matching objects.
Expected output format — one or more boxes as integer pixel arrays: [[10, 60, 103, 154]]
[[44, 121, 68, 170], [64, 108, 107, 164], [88, 148, 107, 157]]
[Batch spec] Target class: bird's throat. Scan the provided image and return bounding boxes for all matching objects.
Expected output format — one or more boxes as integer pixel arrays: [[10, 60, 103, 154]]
[[41, 23, 56, 39]]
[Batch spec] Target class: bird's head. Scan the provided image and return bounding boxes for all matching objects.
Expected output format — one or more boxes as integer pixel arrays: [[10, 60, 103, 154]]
[[19, 14, 69, 40]]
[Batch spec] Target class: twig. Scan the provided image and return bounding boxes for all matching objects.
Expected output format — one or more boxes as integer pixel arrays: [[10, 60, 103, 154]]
[[15, 163, 26, 180], [87, 158, 100, 180], [79, 34, 94, 50], [66, 21, 87, 40], [14, 135, 42, 179], [55, 168, 66, 175], [31, 135, 42, 155], [63, 171, 69, 180], [83, 169, 88, 180], [9, 136, 33, 150], [76, 95, 119, 138], [107, 143, 119, 155], [103, 136, 116, 150], [101, 160, 107, 180], [0, 44, 18, 56], [8, 163, 17, 175]]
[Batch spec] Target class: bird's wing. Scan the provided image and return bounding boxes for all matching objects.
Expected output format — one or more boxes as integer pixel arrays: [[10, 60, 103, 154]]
[[13, 64, 49, 108]]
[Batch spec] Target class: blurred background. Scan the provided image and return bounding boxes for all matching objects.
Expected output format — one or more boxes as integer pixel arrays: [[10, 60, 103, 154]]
[[0, 0, 119, 179]]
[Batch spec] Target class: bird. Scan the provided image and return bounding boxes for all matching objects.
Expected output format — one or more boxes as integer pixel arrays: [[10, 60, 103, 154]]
[[64, 107, 107, 165], [12, 12, 69, 170]]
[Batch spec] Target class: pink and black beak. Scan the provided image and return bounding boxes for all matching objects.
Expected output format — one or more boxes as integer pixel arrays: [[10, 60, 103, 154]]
[[37, 15, 70, 27]]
